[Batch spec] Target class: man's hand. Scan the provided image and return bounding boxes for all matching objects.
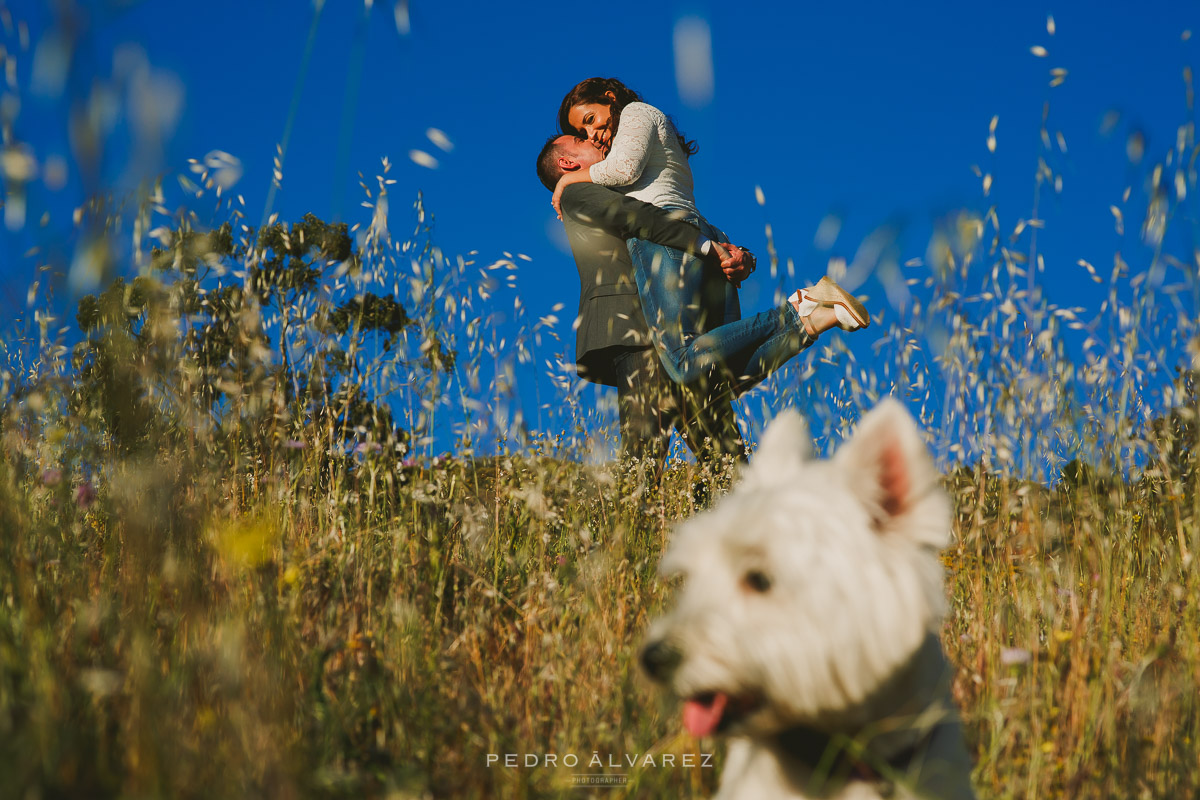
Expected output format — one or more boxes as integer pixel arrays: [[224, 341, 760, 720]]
[[715, 243, 756, 287]]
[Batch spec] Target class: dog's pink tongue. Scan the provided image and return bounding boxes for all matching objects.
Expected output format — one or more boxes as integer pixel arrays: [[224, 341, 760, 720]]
[[682, 693, 728, 738]]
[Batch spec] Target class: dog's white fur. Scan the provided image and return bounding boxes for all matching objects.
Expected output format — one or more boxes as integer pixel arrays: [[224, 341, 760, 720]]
[[643, 400, 976, 799]]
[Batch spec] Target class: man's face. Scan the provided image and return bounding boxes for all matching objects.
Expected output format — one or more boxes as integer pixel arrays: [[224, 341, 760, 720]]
[[556, 135, 605, 171]]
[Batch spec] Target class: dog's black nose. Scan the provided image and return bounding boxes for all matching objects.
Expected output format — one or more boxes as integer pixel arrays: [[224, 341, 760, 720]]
[[640, 639, 682, 681]]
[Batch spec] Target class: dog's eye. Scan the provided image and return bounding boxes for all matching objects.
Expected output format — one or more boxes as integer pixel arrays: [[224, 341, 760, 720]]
[[742, 570, 772, 593]]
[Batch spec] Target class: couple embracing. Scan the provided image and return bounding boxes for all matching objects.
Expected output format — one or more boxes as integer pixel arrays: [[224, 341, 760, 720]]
[[535, 77, 869, 468]]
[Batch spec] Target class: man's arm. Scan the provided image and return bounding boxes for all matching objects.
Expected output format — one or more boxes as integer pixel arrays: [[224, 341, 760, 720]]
[[560, 183, 712, 258], [560, 183, 755, 284]]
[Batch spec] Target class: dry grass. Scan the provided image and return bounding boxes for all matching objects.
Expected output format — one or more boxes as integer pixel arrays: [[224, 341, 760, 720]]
[[3, 405, 1198, 799]]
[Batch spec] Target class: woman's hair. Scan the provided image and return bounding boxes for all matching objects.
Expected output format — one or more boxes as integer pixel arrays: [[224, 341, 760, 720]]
[[557, 77, 698, 158]]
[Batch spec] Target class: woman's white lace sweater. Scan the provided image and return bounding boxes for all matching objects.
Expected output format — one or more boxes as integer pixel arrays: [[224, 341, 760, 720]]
[[588, 101, 698, 215]]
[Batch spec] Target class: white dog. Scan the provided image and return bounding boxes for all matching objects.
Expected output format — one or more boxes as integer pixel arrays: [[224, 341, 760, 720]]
[[641, 401, 976, 799]]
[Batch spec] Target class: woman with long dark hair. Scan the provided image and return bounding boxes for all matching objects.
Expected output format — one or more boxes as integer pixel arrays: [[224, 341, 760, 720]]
[[548, 77, 870, 388]]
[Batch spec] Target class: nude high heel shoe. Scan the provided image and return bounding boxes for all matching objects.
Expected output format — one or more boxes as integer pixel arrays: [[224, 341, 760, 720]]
[[790, 276, 871, 331]]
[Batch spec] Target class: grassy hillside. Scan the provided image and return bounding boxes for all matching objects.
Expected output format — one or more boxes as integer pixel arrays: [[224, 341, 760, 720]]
[[3, 35, 1198, 797], [2, 301, 1198, 799]]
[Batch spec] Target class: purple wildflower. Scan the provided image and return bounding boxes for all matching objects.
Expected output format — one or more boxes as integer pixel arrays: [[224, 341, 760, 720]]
[[999, 647, 1032, 666], [75, 482, 97, 509]]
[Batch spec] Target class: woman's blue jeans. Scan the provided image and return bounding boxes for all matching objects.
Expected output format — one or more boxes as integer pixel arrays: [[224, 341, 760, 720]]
[[627, 212, 815, 391]]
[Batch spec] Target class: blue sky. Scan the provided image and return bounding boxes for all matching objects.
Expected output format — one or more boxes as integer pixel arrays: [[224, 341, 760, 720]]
[[2, 0, 1196, 455]]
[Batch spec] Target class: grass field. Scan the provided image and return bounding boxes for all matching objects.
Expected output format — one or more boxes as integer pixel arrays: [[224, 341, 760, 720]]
[[2, 415, 1199, 799], [3, 196, 1199, 798], [4, 9, 1200, 798]]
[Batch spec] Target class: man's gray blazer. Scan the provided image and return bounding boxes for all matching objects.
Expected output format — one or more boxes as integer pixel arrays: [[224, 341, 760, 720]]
[[559, 183, 733, 387]]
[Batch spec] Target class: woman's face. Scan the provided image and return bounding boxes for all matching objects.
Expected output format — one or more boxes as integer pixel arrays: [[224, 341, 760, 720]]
[[567, 93, 616, 149]]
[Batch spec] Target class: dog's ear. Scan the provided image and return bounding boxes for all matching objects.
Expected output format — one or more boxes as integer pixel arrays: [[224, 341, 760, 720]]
[[750, 408, 810, 475], [834, 399, 949, 546]]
